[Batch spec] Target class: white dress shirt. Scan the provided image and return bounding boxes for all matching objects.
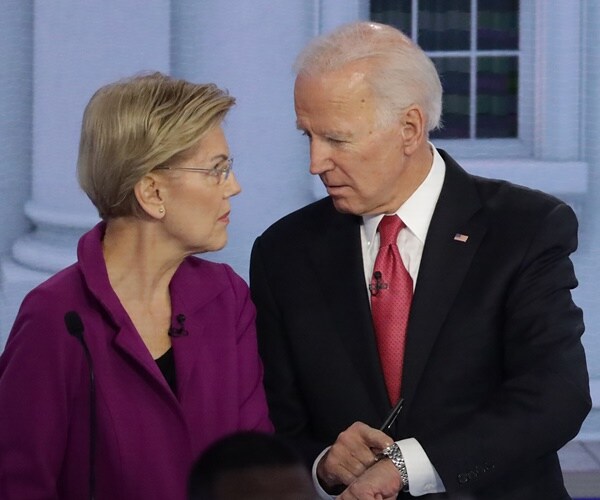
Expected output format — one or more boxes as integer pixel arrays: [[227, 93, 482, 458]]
[[313, 145, 447, 498]]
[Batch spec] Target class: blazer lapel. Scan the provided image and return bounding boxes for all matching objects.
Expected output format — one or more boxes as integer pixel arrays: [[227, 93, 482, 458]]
[[307, 202, 392, 418], [400, 151, 488, 408], [167, 259, 223, 398]]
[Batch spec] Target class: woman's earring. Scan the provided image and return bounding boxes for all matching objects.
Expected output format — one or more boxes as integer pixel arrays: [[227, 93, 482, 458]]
[[159, 207, 165, 215]]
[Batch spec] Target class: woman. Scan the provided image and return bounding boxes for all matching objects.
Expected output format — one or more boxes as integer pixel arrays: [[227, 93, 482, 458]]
[[0, 72, 272, 499]]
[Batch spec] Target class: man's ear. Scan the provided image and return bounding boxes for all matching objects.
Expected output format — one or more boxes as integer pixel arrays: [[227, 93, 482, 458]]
[[401, 105, 426, 155], [134, 173, 166, 219]]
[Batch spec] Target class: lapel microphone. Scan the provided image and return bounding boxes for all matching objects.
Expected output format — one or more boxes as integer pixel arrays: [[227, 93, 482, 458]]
[[369, 271, 389, 296], [64, 311, 96, 500], [168, 313, 188, 337]]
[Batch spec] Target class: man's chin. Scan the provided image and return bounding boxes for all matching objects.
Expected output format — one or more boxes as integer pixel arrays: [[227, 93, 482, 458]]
[[330, 197, 361, 216]]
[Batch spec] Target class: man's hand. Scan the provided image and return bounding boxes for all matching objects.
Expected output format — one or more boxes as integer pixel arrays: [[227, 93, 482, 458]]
[[338, 458, 403, 500], [316, 421, 393, 490]]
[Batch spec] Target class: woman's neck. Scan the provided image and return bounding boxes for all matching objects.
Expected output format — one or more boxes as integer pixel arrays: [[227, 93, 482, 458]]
[[102, 217, 184, 358]]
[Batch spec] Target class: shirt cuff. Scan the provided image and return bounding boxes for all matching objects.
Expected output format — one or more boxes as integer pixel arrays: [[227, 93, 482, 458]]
[[312, 446, 336, 499], [397, 438, 445, 496]]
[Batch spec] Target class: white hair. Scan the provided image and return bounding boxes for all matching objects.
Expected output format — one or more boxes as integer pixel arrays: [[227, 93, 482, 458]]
[[294, 22, 442, 131]]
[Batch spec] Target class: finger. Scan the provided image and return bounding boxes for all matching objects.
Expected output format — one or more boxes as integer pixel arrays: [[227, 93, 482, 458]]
[[349, 421, 395, 449], [336, 423, 390, 464], [329, 442, 376, 469], [321, 449, 365, 485], [320, 422, 395, 487], [338, 489, 364, 500], [317, 448, 367, 488]]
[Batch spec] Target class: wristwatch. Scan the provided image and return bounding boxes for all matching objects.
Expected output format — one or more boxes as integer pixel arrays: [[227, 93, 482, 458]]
[[380, 442, 409, 491]]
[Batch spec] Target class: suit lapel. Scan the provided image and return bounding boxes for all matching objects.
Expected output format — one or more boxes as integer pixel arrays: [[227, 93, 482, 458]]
[[307, 203, 392, 417], [400, 152, 488, 407]]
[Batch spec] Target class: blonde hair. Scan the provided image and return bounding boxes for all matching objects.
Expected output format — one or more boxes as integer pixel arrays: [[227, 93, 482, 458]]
[[294, 22, 442, 131], [77, 72, 235, 219]]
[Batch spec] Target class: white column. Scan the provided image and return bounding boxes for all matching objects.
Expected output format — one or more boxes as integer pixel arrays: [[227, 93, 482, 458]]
[[1, 0, 170, 345], [0, 2, 32, 257], [582, 1, 600, 251], [171, 0, 318, 276], [575, 0, 600, 440], [534, 0, 582, 161]]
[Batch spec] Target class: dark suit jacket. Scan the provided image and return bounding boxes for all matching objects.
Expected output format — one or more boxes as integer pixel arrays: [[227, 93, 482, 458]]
[[250, 150, 591, 499]]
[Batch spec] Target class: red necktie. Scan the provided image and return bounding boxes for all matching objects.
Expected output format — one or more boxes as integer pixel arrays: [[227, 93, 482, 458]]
[[371, 215, 413, 406]]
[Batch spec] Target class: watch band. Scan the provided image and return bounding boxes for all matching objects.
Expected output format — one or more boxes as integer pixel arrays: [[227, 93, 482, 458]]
[[381, 442, 409, 491]]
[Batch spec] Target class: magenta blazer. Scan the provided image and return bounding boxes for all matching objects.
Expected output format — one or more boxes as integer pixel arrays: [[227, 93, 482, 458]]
[[0, 223, 272, 499]]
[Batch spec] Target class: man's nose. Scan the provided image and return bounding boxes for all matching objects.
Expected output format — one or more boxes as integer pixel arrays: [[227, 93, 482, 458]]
[[309, 140, 334, 175]]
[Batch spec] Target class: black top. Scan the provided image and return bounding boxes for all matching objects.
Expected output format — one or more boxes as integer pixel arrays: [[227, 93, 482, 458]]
[[155, 347, 176, 393]]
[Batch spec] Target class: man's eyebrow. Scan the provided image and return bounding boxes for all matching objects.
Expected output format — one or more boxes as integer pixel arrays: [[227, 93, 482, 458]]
[[295, 124, 350, 138]]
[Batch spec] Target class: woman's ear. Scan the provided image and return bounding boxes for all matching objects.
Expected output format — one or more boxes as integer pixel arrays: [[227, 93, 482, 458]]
[[401, 105, 426, 155], [134, 173, 166, 219]]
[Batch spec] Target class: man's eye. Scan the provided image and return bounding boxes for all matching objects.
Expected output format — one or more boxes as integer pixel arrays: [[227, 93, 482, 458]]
[[210, 164, 223, 176], [327, 137, 345, 144]]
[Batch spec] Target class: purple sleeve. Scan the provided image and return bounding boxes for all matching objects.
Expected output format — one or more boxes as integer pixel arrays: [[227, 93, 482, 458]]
[[227, 266, 274, 433], [0, 290, 83, 498]]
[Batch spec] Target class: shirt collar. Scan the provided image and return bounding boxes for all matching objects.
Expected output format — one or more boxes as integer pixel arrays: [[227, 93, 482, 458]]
[[362, 144, 446, 244]]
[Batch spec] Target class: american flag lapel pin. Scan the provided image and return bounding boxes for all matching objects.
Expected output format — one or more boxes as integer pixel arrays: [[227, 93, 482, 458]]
[[454, 233, 469, 243]]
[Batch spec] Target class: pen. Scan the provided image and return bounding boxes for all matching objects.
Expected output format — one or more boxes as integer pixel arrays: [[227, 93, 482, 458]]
[[379, 398, 404, 434]]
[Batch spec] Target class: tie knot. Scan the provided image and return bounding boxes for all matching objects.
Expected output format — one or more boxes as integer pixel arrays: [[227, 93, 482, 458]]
[[378, 215, 404, 247]]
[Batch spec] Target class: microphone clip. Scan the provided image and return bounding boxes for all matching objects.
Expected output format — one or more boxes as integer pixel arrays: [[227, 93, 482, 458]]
[[369, 271, 388, 297], [168, 313, 188, 337]]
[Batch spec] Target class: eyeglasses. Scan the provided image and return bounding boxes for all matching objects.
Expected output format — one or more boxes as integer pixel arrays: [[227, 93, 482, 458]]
[[154, 157, 234, 185]]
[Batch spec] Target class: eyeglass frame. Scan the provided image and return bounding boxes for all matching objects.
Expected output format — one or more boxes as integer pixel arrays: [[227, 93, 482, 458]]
[[153, 157, 234, 184]]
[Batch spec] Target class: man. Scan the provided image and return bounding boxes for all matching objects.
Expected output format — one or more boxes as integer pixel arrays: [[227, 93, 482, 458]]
[[250, 21, 590, 499]]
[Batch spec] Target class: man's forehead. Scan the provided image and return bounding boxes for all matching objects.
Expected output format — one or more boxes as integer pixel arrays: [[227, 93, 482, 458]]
[[297, 63, 369, 88], [295, 73, 374, 110]]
